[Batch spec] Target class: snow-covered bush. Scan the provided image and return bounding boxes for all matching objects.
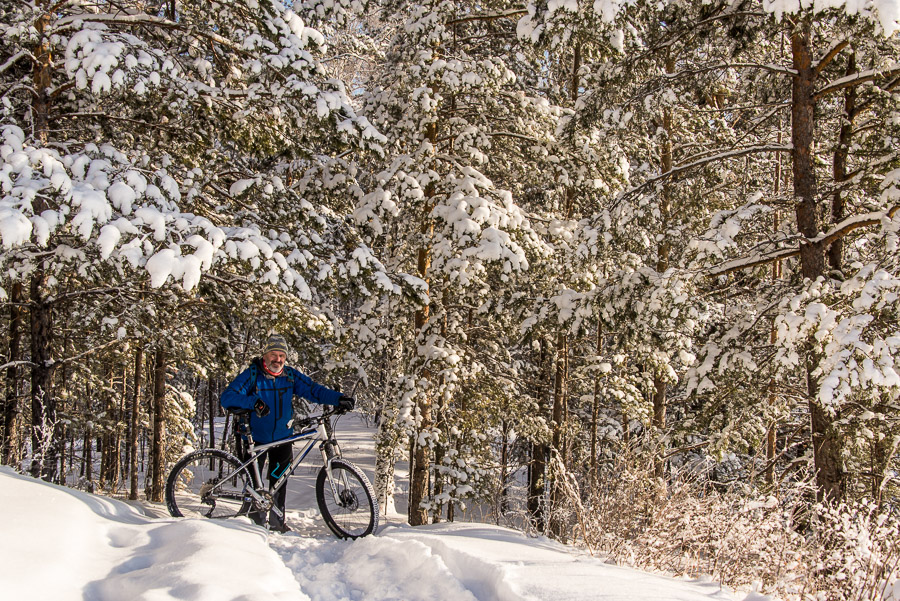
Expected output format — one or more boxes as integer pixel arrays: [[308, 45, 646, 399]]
[[809, 501, 900, 601], [563, 443, 899, 600]]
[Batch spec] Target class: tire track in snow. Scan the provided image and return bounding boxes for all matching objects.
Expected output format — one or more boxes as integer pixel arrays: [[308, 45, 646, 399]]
[[269, 529, 493, 601]]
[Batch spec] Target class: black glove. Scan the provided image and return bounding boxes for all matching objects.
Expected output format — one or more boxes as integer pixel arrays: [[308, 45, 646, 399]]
[[253, 398, 270, 418], [338, 396, 355, 413]]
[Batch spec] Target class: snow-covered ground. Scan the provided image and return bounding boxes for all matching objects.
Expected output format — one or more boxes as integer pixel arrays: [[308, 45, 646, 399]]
[[0, 415, 761, 601]]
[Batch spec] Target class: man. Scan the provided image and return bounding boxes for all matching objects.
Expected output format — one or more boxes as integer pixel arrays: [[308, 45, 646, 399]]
[[221, 333, 354, 532]]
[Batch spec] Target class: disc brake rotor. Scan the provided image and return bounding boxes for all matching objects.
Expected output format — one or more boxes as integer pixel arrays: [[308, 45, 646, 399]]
[[339, 489, 359, 511]]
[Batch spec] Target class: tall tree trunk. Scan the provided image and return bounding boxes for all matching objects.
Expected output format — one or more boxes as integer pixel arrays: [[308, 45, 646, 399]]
[[116, 365, 126, 489], [766, 236, 782, 485], [499, 419, 510, 517], [791, 16, 844, 502], [30, 270, 58, 482], [545, 42, 584, 539], [110, 366, 128, 491], [808, 363, 845, 502], [80, 383, 93, 488], [148, 346, 167, 502], [129, 346, 143, 500], [408, 366, 433, 525], [207, 377, 216, 450], [432, 443, 445, 523], [528, 338, 549, 532], [28, 7, 57, 482], [448, 433, 464, 522], [32, 7, 52, 144], [548, 332, 568, 539], [651, 376, 667, 479], [375, 415, 398, 517], [528, 441, 547, 531], [57, 330, 72, 486], [220, 378, 232, 453], [791, 18, 824, 281], [828, 50, 856, 272], [431, 301, 453, 524], [408, 118, 437, 527], [66, 389, 76, 479], [767, 126, 785, 486], [551, 337, 568, 449], [2, 282, 24, 466], [651, 50, 676, 479], [100, 369, 119, 491], [590, 325, 602, 490], [870, 401, 894, 507], [82, 424, 93, 488]]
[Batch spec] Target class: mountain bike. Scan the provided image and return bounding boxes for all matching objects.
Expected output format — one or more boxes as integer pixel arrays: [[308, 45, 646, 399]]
[[164, 406, 379, 539]]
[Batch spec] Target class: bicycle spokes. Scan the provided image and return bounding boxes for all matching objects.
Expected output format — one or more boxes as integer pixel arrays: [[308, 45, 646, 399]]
[[315, 459, 378, 539], [165, 449, 253, 520]]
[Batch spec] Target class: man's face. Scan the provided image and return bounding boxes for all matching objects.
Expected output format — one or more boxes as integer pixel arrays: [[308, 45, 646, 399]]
[[263, 350, 287, 372]]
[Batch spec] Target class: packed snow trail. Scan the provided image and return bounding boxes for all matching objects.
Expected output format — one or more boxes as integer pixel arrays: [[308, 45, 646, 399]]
[[269, 519, 736, 601], [0, 466, 749, 601]]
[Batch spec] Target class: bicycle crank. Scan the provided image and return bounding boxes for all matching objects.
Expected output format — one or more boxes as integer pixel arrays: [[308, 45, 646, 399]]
[[257, 490, 275, 512]]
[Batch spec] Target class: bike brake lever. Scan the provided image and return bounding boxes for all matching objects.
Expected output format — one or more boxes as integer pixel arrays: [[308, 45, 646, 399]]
[[293, 417, 316, 429]]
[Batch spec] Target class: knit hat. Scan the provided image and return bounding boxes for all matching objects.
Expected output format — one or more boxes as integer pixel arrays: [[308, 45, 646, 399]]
[[262, 333, 289, 355]]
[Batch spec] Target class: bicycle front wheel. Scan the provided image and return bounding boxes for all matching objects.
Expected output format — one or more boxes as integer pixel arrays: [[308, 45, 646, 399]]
[[165, 449, 253, 520], [316, 459, 379, 539]]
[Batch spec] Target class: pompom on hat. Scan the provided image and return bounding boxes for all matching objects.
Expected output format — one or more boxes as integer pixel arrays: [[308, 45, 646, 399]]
[[262, 333, 289, 356]]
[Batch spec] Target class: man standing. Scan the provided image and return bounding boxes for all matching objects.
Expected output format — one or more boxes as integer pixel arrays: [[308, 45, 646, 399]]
[[221, 333, 354, 532]]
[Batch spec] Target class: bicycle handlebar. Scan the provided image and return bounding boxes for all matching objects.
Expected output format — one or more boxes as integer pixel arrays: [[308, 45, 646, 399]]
[[230, 403, 350, 420]]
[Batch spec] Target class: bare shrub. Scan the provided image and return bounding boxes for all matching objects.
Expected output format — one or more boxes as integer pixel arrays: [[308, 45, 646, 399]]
[[807, 501, 900, 601], [548, 444, 899, 600]]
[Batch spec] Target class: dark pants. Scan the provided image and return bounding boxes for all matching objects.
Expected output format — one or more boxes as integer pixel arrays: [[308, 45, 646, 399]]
[[239, 440, 292, 529]]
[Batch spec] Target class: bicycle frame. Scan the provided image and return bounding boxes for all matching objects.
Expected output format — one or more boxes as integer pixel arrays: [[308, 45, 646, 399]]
[[224, 415, 350, 519], [166, 402, 378, 538]]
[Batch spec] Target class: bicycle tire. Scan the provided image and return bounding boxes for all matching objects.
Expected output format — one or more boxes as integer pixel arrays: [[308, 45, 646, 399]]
[[315, 459, 379, 539], [165, 449, 253, 520]]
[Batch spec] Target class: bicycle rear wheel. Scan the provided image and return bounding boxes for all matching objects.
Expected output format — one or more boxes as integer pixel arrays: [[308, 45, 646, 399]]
[[165, 449, 253, 520], [315, 459, 379, 539]]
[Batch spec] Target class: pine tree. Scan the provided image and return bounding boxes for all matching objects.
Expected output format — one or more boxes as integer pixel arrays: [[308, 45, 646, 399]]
[[0, 0, 383, 481]]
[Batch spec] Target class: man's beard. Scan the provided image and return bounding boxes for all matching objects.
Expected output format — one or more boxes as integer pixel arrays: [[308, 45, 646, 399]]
[[263, 361, 284, 376]]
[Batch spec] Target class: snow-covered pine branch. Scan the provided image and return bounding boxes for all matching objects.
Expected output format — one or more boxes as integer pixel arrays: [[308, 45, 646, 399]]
[[813, 39, 851, 76], [707, 204, 900, 277], [814, 63, 900, 100], [618, 144, 792, 204]]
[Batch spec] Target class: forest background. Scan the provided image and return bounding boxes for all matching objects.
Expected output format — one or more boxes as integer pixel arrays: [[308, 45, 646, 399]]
[[2, 0, 900, 599]]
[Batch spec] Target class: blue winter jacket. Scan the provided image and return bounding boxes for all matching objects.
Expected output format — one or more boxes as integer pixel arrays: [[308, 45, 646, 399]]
[[221, 358, 342, 443]]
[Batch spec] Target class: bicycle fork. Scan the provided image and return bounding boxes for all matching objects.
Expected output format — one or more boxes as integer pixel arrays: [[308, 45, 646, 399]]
[[318, 425, 352, 507], [323, 457, 353, 507]]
